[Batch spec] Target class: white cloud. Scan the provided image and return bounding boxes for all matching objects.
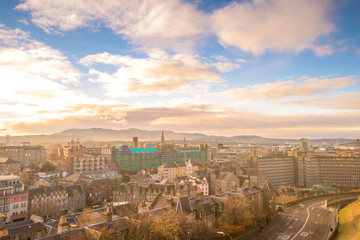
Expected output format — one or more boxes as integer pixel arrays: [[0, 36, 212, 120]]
[[211, 61, 240, 73], [16, 0, 334, 56], [80, 52, 222, 97], [221, 76, 358, 100], [211, 0, 334, 56], [0, 26, 105, 126], [0, 27, 80, 84], [18, 19, 29, 25], [16, 0, 208, 51]]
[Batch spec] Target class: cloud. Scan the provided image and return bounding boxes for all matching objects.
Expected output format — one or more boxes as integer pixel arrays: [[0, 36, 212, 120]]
[[18, 19, 29, 25], [16, 0, 334, 56], [222, 76, 358, 101], [16, 0, 208, 51], [209, 55, 241, 73], [211, 0, 334, 56], [278, 92, 360, 110], [0, 26, 105, 127], [80, 52, 222, 97], [0, 27, 81, 84]]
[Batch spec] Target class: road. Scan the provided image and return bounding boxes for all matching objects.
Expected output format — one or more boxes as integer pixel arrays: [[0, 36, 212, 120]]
[[243, 197, 339, 240]]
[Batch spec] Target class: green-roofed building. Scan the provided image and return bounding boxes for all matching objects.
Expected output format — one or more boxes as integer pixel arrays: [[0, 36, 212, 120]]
[[112, 145, 206, 171]]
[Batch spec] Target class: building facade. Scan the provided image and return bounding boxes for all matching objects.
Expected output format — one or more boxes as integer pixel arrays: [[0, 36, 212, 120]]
[[112, 145, 206, 171], [252, 156, 296, 189], [0, 175, 28, 223], [29, 185, 86, 219], [0, 145, 46, 166], [303, 156, 360, 190]]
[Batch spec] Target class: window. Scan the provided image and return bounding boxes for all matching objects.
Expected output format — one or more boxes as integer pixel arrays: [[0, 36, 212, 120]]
[[0, 198, 10, 212], [13, 204, 19, 209]]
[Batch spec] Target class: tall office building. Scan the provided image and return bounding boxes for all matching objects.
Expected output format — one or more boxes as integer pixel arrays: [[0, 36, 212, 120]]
[[249, 156, 296, 189], [304, 156, 360, 190], [299, 138, 310, 151]]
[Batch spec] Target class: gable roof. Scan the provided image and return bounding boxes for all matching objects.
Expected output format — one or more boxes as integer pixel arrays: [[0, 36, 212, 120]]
[[262, 180, 275, 192], [176, 196, 192, 214], [175, 161, 186, 167], [65, 185, 84, 197], [163, 162, 178, 168], [5, 220, 46, 237], [29, 188, 46, 198]]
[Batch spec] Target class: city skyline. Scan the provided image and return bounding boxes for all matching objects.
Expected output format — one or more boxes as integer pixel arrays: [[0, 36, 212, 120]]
[[1, 0, 360, 138]]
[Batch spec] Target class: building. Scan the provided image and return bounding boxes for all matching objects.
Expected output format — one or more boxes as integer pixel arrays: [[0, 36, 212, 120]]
[[132, 137, 138, 148], [0, 215, 47, 240], [83, 178, 112, 206], [158, 162, 179, 180], [188, 177, 209, 196], [158, 160, 199, 181], [72, 155, 106, 174], [58, 143, 113, 174], [0, 145, 46, 166], [209, 171, 240, 194], [249, 156, 296, 189], [28, 185, 86, 219], [303, 156, 360, 190], [112, 135, 206, 171], [0, 158, 21, 174], [299, 138, 310, 151], [0, 175, 28, 223]]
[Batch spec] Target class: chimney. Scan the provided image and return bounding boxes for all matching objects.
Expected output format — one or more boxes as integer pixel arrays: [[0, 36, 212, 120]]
[[215, 185, 222, 195], [231, 182, 237, 192], [104, 204, 113, 223], [196, 190, 204, 199], [0, 213, 6, 229], [70, 224, 77, 231], [57, 216, 70, 234], [30, 215, 44, 223]]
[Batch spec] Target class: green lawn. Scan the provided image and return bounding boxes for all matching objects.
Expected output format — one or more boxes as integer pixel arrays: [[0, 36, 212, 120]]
[[337, 197, 360, 240]]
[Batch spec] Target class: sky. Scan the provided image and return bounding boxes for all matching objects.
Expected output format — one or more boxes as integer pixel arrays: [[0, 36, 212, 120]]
[[0, 0, 360, 138]]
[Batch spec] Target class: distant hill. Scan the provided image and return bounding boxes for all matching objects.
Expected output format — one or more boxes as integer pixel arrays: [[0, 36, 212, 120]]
[[0, 128, 355, 145]]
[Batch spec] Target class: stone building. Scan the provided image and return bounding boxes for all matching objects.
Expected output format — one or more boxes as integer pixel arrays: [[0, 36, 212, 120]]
[[29, 185, 85, 219], [209, 170, 240, 195], [0, 145, 46, 166], [0, 158, 20, 174], [82, 178, 112, 206]]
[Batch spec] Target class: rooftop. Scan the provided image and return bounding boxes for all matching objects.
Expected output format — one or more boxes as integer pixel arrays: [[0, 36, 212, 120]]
[[0, 175, 21, 181]]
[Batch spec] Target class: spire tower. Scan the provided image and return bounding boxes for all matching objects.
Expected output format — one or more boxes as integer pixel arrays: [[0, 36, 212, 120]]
[[161, 130, 165, 144]]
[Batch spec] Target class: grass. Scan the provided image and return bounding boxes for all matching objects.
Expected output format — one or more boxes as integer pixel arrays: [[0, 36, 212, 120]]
[[337, 197, 360, 240]]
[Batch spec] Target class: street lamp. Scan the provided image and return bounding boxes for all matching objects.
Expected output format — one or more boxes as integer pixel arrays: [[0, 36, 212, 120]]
[[217, 231, 232, 240]]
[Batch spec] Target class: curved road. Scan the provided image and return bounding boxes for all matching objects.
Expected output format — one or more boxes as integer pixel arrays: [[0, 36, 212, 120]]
[[243, 195, 358, 240]]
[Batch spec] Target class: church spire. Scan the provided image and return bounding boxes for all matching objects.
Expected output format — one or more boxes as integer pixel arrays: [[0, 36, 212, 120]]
[[161, 130, 165, 144]]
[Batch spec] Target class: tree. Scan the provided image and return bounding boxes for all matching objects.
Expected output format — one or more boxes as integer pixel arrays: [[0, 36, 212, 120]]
[[40, 161, 55, 172], [262, 192, 271, 216], [122, 174, 130, 183], [224, 195, 253, 226], [99, 210, 217, 240]]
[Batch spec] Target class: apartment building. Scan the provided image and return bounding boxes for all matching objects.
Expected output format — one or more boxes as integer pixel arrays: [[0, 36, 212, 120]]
[[0, 175, 28, 223], [0, 145, 46, 165]]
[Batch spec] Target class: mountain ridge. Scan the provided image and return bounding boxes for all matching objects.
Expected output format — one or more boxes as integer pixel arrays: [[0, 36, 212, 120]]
[[0, 128, 352, 144]]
